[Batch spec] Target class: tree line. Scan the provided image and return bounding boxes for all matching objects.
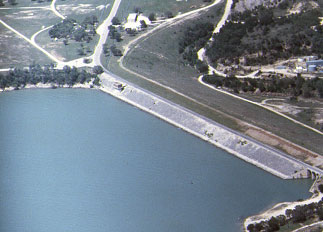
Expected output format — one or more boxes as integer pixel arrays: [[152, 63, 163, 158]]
[[203, 74, 323, 98], [0, 64, 100, 90], [177, 21, 214, 72]]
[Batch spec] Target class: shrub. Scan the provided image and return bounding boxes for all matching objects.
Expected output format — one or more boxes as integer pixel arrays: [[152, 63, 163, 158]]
[[318, 184, 323, 193]]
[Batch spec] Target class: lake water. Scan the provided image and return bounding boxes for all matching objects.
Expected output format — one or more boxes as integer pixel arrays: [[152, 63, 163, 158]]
[[0, 89, 313, 232]]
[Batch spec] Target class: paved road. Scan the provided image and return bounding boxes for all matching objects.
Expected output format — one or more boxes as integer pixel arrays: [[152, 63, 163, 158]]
[[91, 0, 122, 67]]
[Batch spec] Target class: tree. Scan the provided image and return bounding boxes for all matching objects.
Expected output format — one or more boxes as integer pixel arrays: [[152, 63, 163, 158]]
[[93, 66, 104, 74], [8, 0, 17, 5], [316, 80, 323, 98], [110, 45, 123, 56], [318, 207, 323, 220], [140, 20, 147, 29], [165, 11, 173, 18], [77, 47, 85, 56], [63, 39, 68, 46], [268, 217, 280, 231], [292, 207, 306, 223], [133, 7, 142, 13], [0, 0, 4, 6], [319, 184, 323, 193], [196, 60, 208, 73], [302, 83, 312, 98], [112, 17, 120, 25], [115, 32, 122, 42], [148, 13, 156, 21], [246, 224, 255, 232]]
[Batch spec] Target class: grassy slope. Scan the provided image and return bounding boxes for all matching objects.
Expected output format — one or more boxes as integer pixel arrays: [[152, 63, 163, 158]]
[[0, 8, 59, 38], [106, 3, 323, 155], [0, 24, 52, 68]]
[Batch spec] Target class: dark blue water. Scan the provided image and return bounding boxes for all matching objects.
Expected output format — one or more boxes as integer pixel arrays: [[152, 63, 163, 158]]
[[0, 89, 313, 232]]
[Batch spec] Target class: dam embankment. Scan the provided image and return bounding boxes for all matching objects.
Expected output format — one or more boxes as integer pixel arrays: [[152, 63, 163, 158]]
[[99, 72, 321, 179]]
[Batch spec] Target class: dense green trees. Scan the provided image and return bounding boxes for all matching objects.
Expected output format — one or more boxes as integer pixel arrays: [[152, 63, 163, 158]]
[[108, 25, 122, 42], [206, 7, 323, 66], [49, 17, 97, 43], [0, 64, 100, 90], [203, 74, 323, 98], [247, 197, 323, 232], [178, 21, 214, 69]]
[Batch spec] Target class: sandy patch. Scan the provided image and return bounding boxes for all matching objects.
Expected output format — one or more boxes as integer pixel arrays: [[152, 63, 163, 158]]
[[244, 126, 323, 168], [50, 50, 66, 61]]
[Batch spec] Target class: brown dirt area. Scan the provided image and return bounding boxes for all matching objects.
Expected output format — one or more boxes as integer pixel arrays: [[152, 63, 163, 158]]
[[243, 125, 323, 169]]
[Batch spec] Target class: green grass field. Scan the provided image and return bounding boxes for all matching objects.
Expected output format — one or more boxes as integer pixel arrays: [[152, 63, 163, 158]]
[[0, 0, 49, 8], [0, 24, 52, 69], [56, 0, 113, 24], [115, 0, 213, 21], [0, 8, 60, 38], [35, 29, 99, 62]]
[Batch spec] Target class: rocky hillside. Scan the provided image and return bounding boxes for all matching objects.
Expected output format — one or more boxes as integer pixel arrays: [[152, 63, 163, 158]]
[[205, 0, 323, 67]]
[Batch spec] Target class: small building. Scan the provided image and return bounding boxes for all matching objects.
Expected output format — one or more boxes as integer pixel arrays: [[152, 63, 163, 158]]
[[124, 13, 151, 31], [306, 60, 323, 70], [295, 66, 304, 73], [127, 13, 138, 24], [276, 65, 286, 70], [304, 56, 318, 61], [308, 65, 317, 72]]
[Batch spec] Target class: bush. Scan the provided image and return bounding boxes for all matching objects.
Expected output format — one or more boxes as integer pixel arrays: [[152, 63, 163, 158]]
[[112, 17, 120, 25], [318, 184, 323, 193], [93, 66, 104, 75], [246, 223, 255, 232], [165, 11, 174, 18], [148, 13, 156, 21]]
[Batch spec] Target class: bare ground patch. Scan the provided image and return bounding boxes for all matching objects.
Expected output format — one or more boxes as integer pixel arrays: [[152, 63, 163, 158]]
[[244, 126, 323, 168]]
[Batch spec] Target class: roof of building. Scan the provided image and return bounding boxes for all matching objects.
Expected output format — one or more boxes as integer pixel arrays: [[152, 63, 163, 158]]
[[124, 13, 151, 31], [127, 13, 138, 23], [306, 60, 323, 67]]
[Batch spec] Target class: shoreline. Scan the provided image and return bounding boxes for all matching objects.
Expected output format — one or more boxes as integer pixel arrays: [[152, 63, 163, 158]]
[[243, 178, 323, 231], [0, 82, 94, 93]]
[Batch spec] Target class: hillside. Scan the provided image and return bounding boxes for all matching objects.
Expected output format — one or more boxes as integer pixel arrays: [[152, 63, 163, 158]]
[[206, 0, 323, 67]]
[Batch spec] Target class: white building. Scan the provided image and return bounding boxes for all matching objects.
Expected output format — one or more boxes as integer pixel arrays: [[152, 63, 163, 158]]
[[124, 13, 151, 31]]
